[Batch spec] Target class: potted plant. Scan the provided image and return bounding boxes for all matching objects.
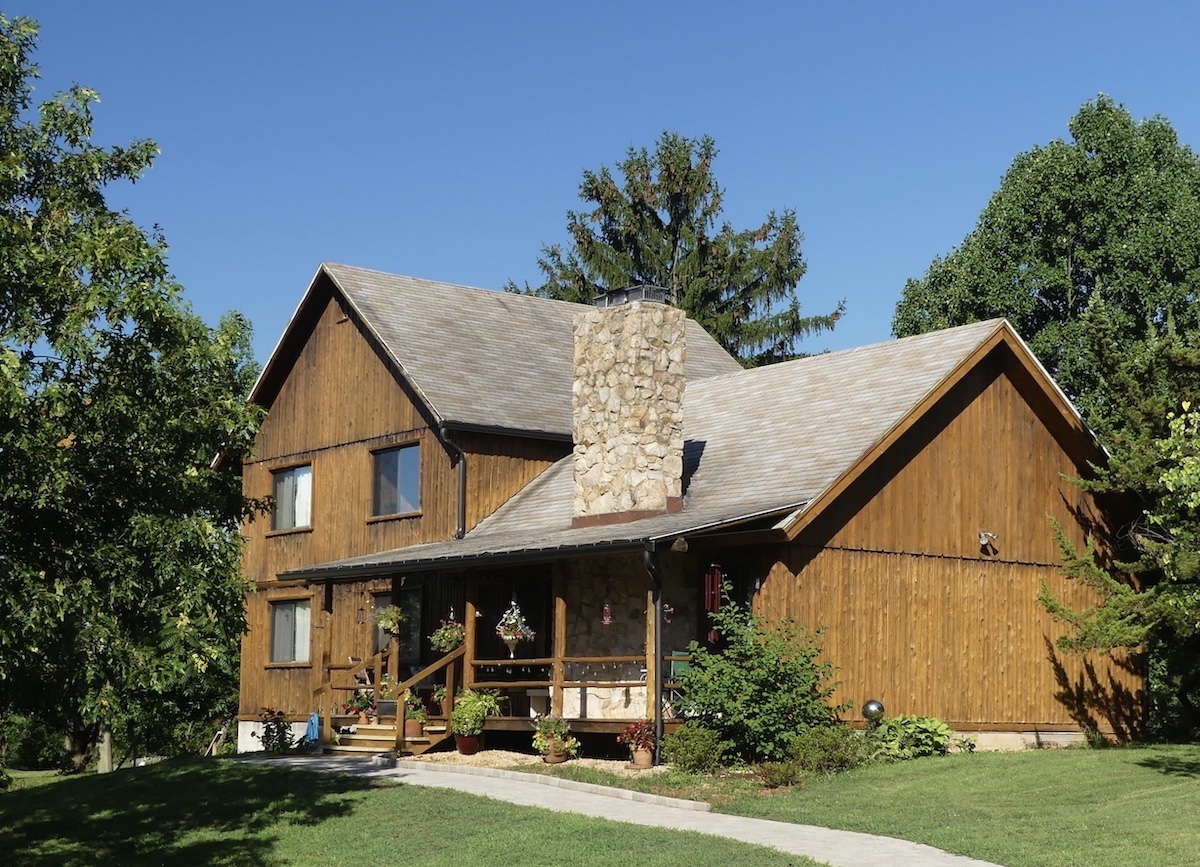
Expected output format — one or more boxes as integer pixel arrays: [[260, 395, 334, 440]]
[[449, 689, 504, 754], [532, 714, 578, 763], [373, 604, 406, 637], [375, 674, 399, 718], [343, 692, 376, 725], [429, 617, 466, 653], [432, 685, 449, 716], [403, 690, 428, 738], [617, 720, 655, 768], [495, 600, 534, 658]]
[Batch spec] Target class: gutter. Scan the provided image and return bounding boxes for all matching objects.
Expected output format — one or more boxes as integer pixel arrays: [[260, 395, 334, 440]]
[[438, 422, 467, 539]]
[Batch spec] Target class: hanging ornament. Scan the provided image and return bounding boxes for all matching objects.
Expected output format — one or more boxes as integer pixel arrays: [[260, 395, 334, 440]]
[[601, 601, 613, 626]]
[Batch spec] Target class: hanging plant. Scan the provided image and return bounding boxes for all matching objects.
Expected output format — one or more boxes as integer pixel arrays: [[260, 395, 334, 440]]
[[429, 617, 466, 653], [496, 600, 534, 657], [373, 604, 406, 636]]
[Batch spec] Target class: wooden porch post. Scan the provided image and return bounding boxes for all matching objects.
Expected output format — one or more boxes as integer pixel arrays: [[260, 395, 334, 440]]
[[552, 568, 566, 717], [463, 571, 478, 689], [644, 587, 656, 720]]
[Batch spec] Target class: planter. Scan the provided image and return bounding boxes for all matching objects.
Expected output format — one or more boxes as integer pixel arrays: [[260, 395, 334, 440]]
[[541, 750, 569, 764], [502, 637, 519, 658], [404, 718, 424, 738], [376, 699, 398, 718], [629, 747, 653, 769], [455, 734, 482, 755], [357, 712, 370, 725]]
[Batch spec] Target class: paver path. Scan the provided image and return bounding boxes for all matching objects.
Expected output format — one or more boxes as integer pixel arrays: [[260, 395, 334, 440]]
[[248, 754, 1004, 867]]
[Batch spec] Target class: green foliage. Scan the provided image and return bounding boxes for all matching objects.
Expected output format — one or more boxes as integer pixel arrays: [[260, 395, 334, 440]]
[[531, 714, 578, 757], [253, 709, 296, 755], [677, 588, 844, 762], [790, 724, 870, 774], [449, 689, 503, 736], [1, 713, 64, 770], [753, 759, 803, 788], [507, 131, 843, 366], [869, 715, 953, 760], [0, 14, 265, 775], [661, 724, 725, 774]]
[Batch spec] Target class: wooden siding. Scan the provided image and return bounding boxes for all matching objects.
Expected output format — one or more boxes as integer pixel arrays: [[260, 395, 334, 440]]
[[754, 357, 1143, 734], [239, 293, 568, 717]]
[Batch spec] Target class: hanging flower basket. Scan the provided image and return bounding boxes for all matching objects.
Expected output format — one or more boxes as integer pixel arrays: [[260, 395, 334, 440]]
[[496, 600, 534, 658]]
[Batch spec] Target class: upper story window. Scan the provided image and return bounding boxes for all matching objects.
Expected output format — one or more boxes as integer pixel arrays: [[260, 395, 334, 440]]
[[270, 599, 311, 663], [272, 464, 312, 531], [373, 444, 420, 517]]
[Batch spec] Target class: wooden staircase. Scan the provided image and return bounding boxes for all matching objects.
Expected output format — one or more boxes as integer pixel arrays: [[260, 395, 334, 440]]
[[323, 717, 452, 757]]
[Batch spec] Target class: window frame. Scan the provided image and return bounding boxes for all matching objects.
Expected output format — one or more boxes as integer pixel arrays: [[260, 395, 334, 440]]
[[371, 442, 421, 519], [270, 463, 313, 532], [268, 597, 312, 665]]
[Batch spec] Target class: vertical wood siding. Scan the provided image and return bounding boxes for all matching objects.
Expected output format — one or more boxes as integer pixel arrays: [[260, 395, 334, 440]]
[[754, 358, 1143, 734]]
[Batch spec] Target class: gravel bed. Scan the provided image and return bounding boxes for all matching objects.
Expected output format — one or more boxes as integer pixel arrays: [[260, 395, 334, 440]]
[[408, 748, 669, 777]]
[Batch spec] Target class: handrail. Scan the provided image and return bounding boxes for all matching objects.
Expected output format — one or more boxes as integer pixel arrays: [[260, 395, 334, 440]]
[[312, 649, 390, 746], [393, 646, 465, 752]]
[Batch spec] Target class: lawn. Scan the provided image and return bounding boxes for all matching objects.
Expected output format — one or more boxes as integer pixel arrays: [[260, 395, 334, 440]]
[[524, 743, 1200, 867], [0, 759, 819, 867]]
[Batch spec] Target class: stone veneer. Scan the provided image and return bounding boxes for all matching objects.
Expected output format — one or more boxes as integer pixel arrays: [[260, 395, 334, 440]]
[[554, 553, 696, 719], [572, 300, 685, 522]]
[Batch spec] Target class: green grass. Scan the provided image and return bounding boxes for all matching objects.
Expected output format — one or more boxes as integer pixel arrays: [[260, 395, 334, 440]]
[[0, 758, 820, 867], [521, 744, 1200, 867]]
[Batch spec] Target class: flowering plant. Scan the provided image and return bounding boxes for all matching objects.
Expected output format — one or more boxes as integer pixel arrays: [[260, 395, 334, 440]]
[[429, 618, 466, 653], [373, 604, 406, 636], [404, 690, 427, 724], [532, 714, 579, 757], [495, 601, 535, 644], [343, 692, 376, 715], [616, 719, 655, 751]]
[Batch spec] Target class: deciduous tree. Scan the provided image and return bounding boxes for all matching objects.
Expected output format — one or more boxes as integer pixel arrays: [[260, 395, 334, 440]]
[[0, 14, 263, 775]]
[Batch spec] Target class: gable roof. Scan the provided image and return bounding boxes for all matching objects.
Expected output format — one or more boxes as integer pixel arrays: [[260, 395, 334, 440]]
[[251, 263, 743, 439], [287, 317, 1100, 580]]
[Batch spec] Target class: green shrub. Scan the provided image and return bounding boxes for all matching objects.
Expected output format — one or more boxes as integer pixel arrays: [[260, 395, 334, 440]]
[[676, 587, 845, 763], [661, 724, 725, 774], [753, 759, 803, 788], [254, 709, 296, 754], [1, 714, 65, 770], [870, 715, 952, 760], [791, 724, 869, 774]]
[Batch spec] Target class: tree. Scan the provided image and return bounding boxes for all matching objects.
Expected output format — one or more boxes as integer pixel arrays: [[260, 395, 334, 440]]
[[507, 132, 843, 367], [0, 14, 263, 774], [893, 95, 1200, 733], [893, 95, 1200, 423]]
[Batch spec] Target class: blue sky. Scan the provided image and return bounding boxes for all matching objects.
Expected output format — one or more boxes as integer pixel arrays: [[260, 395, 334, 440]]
[[24, 1, 1200, 364]]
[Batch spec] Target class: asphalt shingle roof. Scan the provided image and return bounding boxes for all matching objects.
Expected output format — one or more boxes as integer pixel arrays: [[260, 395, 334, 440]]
[[323, 263, 743, 437], [287, 317, 1012, 579]]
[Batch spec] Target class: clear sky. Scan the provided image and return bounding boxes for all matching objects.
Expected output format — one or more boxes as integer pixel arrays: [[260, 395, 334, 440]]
[[23, 1, 1200, 364]]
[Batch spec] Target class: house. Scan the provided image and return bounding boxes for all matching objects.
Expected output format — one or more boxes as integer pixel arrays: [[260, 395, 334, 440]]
[[236, 263, 1143, 753]]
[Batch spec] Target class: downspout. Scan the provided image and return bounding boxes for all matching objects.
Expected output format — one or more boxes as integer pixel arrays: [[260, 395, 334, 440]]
[[643, 539, 663, 765], [438, 422, 467, 539]]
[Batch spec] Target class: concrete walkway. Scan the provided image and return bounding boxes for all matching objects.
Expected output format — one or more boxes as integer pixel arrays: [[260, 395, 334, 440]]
[[247, 754, 1003, 867]]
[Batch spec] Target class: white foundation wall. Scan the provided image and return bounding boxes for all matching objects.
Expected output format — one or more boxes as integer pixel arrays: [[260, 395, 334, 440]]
[[237, 719, 310, 753]]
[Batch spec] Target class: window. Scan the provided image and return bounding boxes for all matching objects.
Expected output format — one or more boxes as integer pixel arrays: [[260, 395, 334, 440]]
[[270, 599, 311, 663], [371, 590, 421, 662], [272, 464, 312, 531], [372, 444, 419, 516]]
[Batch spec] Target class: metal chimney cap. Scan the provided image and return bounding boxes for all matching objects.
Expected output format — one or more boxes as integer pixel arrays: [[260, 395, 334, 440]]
[[594, 284, 673, 308]]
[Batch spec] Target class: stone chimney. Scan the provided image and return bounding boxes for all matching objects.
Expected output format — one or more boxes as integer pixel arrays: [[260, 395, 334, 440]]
[[571, 286, 685, 527]]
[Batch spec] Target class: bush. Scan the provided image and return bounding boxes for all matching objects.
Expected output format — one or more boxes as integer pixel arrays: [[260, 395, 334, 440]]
[[661, 724, 725, 774], [753, 759, 803, 788], [870, 715, 952, 760], [1, 714, 65, 770], [253, 709, 296, 754], [791, 724, 869, 774], [676, 587, 845, 762]]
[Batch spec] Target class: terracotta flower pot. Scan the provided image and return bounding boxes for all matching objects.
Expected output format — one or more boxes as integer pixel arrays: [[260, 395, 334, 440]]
[[455, 734, 482, 755], [629, 747, 653, 769], [404, 718, 424, 738], [542, 749, 569, 764], [357, 712, 370, 725]]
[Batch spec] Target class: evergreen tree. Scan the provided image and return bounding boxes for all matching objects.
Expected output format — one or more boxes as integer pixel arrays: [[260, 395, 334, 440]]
[[508, 132, 843, 367], [0, 14, 263, 775]]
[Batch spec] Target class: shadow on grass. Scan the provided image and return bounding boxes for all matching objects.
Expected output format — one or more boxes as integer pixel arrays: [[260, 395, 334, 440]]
[[0, 757, 378, 866], [1134, 752, 1200, 778]]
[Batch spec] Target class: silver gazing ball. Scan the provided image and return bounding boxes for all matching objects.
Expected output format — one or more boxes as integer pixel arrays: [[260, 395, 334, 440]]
[[862, 699, 885, 722]]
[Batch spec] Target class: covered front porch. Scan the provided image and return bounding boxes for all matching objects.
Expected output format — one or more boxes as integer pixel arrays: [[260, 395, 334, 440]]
[[311, 549, 706, 754]]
